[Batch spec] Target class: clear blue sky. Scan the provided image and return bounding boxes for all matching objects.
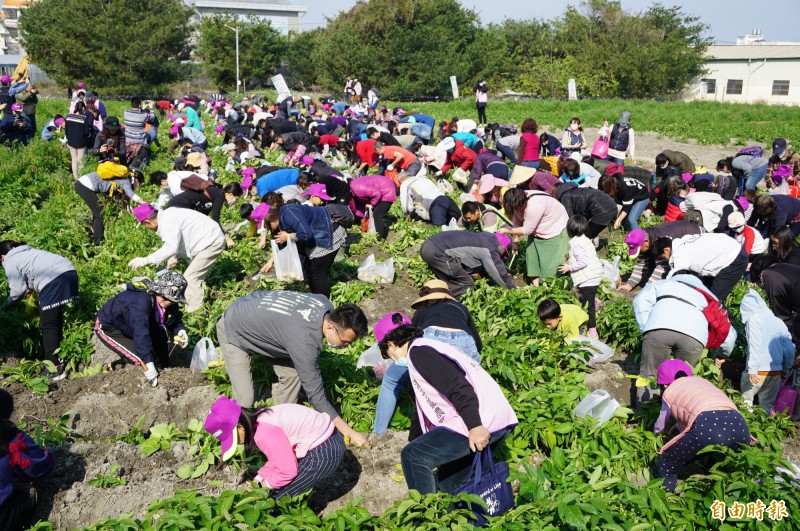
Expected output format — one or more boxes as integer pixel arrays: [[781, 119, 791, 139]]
[[292, 0, 800, 44]]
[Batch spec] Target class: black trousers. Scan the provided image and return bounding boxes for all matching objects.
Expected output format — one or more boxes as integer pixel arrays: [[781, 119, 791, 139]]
[[372, 201, 392, 240], [428, 196, 461, 227], [75, 181, 104, 245], [308, 250, 338, 298], [476, 103, 487, 124], [95, 322, 171, 369], [585, 220, 610, 239], [40, 305, 65, 364], [577, 285, 598, 329]]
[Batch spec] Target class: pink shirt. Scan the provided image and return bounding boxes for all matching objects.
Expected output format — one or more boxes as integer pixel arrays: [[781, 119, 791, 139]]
[[513, 191, 569, 239], [253, 404, 334, 489], [520, 133, 540, 162]]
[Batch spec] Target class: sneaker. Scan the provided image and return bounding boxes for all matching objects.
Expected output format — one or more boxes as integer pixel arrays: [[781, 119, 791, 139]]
[[44, 364, 66, 382], [587, 328, 599, 340]]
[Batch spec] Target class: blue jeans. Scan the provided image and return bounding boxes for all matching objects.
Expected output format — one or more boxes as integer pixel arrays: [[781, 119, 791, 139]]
[[623, 198, 650, 231], [496, 143, 517, 164], [401, 427, 511, 494], [606, 155, 625, 165], [519, 160, 539, 169], [422, 327, 480, 362], [372, 328, 481, 434], [745, 164, 768, 191]]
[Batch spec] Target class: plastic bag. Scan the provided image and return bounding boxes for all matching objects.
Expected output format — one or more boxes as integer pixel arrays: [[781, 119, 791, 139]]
[[773, 372, 797, 417], [573, 390, 620, 426], [567, 336, 613, 367], [366, 205, 377, 234], [437, 178, 454, 194], [441, 218, 460, 231], [190, 337, 218, 371], [357, 253, 395, 283], [600, 256, 621, 285], [271, 239, 304, 282], [452, 167, 469, 185]]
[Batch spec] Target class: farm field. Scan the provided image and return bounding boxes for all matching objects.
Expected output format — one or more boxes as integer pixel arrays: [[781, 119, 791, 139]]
[[2, 97, 800, 529]]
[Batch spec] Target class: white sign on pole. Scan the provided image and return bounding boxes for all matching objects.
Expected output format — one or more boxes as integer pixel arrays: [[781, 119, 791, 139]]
[[568, 79, 577, 100], [700, 81, 708, 96], [450, 76, 459, 99], [272, 74, 291, 101]]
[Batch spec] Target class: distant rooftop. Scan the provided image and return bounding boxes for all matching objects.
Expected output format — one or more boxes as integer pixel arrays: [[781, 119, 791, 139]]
[[707, 45, 800, 61]]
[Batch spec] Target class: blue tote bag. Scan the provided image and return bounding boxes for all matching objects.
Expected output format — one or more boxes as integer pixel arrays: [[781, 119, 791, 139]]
[[451, 449, 514, 525]]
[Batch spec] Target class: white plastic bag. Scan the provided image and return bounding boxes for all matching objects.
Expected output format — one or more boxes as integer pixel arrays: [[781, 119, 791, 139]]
[[600, 256, 620, 285], [190, 337, 218, 371], [452, 167, 469, 185], [271, 239, 305, 281], [573, 390, 620, 426], [441, 218, 460, 231], [366, 205, 377, 234], [357, 253, 395, 283], [567, 336, 614, 367], [356, 344, 382, 369], [436, 178, 454, 194]]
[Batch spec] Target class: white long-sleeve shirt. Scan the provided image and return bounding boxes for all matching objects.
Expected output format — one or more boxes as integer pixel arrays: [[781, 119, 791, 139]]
[[167, 170, 210, 197], [667, 233, 743, 278], [145, 208, 225, 265]]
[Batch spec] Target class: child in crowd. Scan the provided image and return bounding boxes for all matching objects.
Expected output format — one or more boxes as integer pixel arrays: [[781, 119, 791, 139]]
[[558, 215, 601, 339], [205, 396, 344, 499], [739, 290, 795, 413], [537, 298, 588, 339], [654, 359, 752, 493], [0, 389, 56, 531], [663, 176, 688, 223]]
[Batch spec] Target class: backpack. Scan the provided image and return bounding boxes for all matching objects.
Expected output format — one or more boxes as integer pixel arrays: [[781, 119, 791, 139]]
[[735, 145, 764, 159], [96, 160, 130, 180], [370, 87, 381, 98], [179, 175, 214, 200], [684, 209, 703, 227], [714, 174, 734, 199], [326, 203, 354, 229], [659, 281, 731, 349]]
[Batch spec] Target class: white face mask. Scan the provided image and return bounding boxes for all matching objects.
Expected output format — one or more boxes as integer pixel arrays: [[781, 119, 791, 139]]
[[660, 164, 668, 169], [734, 225, 745, 234], [570, 123, 579, 131]]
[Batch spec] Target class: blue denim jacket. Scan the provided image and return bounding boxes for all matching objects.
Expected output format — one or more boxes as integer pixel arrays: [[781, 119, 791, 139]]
[[279, 204, 333, 249]]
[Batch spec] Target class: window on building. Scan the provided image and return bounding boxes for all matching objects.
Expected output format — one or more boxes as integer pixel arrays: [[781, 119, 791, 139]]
[[726, 79, 743, 95], [772, 80, 790, 96], [701, 78, 716, 94]]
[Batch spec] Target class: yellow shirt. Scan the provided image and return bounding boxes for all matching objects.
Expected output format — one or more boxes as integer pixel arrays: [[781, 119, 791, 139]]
[[557, 304, 588, 339]]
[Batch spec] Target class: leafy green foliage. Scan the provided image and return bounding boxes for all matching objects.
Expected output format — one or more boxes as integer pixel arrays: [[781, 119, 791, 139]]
[[18, 411, 74, 447], [20, 0, 193, 94], [0, 359, 55, 394], [88, 464, 127, 488]]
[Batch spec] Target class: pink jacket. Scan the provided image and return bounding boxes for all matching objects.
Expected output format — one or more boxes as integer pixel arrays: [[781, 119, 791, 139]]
[[253, 404, 335, 489], [513, 191, 569, 239], [407, 337, 518, 437], [348, 175, 397, 218], [659, 376, 738, 454]]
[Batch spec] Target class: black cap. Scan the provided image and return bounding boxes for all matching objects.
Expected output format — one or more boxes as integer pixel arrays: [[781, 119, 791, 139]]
[[773, 138, 787, 156], [105, 116, 120, 131]]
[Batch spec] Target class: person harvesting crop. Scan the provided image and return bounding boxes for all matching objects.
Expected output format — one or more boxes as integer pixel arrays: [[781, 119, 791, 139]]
[[1, 241, 79, 381], [375, 317, 517, 495], [128, 203, 226, 312], [215, 290, 370, 447], [653, 359, 752, 493], [95, 272, 189, 388]]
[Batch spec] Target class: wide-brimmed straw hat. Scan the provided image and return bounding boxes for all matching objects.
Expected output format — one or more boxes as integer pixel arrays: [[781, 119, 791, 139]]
[[411, 279, 456, 309]]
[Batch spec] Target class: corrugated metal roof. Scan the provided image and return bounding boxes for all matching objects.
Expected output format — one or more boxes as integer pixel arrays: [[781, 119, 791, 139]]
[[707, 45, 800, 60]]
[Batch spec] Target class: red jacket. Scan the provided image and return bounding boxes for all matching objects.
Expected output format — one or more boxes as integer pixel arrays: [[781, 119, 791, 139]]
[[442, 140, 477, 173], [355, 139, 378, 165], [348, 175, 397, 218]]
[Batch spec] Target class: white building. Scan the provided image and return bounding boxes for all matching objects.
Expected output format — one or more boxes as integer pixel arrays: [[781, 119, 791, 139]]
[[187, 0, 307, 33], [690, 30, 800, 105]]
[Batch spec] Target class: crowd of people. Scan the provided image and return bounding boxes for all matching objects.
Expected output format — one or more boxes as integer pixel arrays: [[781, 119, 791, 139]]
[[2, 79, 800, 527]]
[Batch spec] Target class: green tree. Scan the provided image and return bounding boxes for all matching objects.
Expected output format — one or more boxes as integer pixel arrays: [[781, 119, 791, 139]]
[[19, 0, 192, 94], [283, 28, 325, 89], [196, 14, 287, 91], [311, 0, 492, 98]]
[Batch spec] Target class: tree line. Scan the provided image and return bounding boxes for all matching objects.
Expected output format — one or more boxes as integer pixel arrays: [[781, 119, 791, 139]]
[[20, 0, 710, 99]]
